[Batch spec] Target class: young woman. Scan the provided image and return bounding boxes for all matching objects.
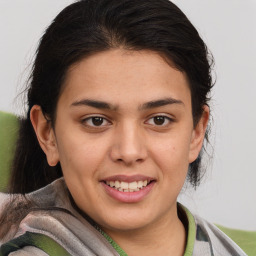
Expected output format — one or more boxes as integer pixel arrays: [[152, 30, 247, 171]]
[[0, 0, 249, 255]]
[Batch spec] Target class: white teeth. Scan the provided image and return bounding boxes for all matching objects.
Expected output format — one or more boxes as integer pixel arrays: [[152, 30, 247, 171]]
[[128, 181, 138, 190], [137, 181, 143, 188], [105, 179, 150, 192], [120, 181, 129, 190]]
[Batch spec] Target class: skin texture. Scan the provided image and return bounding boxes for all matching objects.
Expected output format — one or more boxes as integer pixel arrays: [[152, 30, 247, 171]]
[[31, 49, 209, 255]]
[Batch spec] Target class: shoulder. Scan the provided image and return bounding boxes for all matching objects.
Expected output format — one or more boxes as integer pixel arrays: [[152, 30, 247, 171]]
[[194, 214, 254, 256], [0, 193, 10, 209], [0, 179, 69, 246], [2, 246, 48, 256], [27, 177, 69, 207], [0, 179, 118, 256], [216, 224, 256, 256], [179, 204, 254, 256], [0, 231, 70, 255]]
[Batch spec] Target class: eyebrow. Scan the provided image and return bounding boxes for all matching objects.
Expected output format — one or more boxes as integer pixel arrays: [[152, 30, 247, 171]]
[[71, 99, 117, 110], [71, 97, 183, 111], [139, 98, 184, 110]]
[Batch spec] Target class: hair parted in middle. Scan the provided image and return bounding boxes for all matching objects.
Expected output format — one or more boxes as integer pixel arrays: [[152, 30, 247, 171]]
[[10, 0, 214, 194]]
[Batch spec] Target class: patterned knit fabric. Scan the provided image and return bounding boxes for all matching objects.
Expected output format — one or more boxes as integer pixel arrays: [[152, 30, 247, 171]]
[[0, 178, 249, 255]]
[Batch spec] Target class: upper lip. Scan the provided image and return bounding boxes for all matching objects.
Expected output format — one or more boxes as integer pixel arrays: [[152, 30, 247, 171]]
[[101, 175, 155, 183]]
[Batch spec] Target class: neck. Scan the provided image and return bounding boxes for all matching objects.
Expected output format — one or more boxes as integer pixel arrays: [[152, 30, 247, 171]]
[[103, 205, 187, 256]]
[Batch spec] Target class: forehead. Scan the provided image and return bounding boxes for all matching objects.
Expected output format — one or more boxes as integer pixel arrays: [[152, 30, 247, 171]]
[[59, 49, 191, 109]]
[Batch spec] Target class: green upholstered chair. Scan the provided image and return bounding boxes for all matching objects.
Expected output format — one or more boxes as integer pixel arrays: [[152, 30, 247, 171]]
[[0, 111, 255, 255], [0, 111, 19, 192]]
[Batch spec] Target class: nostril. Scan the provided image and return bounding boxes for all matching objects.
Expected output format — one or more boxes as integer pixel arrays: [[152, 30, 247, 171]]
[[115, 157, 144, 165]]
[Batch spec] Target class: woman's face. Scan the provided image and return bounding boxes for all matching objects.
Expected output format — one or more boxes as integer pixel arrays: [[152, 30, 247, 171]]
[[49, 49, 207, 232]]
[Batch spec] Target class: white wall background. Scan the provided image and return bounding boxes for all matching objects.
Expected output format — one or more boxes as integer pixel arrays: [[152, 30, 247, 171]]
[[0, 0, 255, 230]]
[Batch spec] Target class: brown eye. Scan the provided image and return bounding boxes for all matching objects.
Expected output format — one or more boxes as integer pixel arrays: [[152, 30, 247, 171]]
[[82, 116, 110, 127], [153, 116, 165, 125], [146, 115, 173, 127], [91, 117, 104, 126]]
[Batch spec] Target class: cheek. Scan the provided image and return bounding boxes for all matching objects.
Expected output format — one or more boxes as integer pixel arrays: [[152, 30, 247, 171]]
[[149, 132, 191, 177], [56, 130, 108, 177]]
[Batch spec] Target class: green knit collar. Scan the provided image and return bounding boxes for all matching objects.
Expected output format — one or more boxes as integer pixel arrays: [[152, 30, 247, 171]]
[[180, 203, 196, 256]]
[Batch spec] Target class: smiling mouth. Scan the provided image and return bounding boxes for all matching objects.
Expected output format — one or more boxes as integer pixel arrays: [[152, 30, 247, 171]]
[[104, 180, 152, 192]]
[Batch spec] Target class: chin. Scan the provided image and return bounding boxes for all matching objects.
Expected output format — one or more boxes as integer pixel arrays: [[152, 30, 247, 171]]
[[99, 209, 155, 232]]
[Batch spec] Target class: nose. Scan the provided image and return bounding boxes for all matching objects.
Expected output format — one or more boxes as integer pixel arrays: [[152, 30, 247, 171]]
[[109, 122, 147, 165]]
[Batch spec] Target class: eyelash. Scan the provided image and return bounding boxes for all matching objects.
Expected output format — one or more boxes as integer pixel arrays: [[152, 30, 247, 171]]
[[146, 115, 174, 127], [81, 115, 174, 128], [81, 116, 111, 127]]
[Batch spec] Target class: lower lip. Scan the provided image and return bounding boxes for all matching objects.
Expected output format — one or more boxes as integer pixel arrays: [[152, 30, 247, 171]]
[[101, 181, 155, 203]]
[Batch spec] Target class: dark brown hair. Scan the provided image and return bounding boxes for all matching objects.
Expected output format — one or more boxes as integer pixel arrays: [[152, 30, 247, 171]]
[[0, 0, 215, 240], [9, 0, 213, 195]]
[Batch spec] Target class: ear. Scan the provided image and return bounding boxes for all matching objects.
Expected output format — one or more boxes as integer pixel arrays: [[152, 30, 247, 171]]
[[30, 105, 59, 166], [189, 105, 210, 163]]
